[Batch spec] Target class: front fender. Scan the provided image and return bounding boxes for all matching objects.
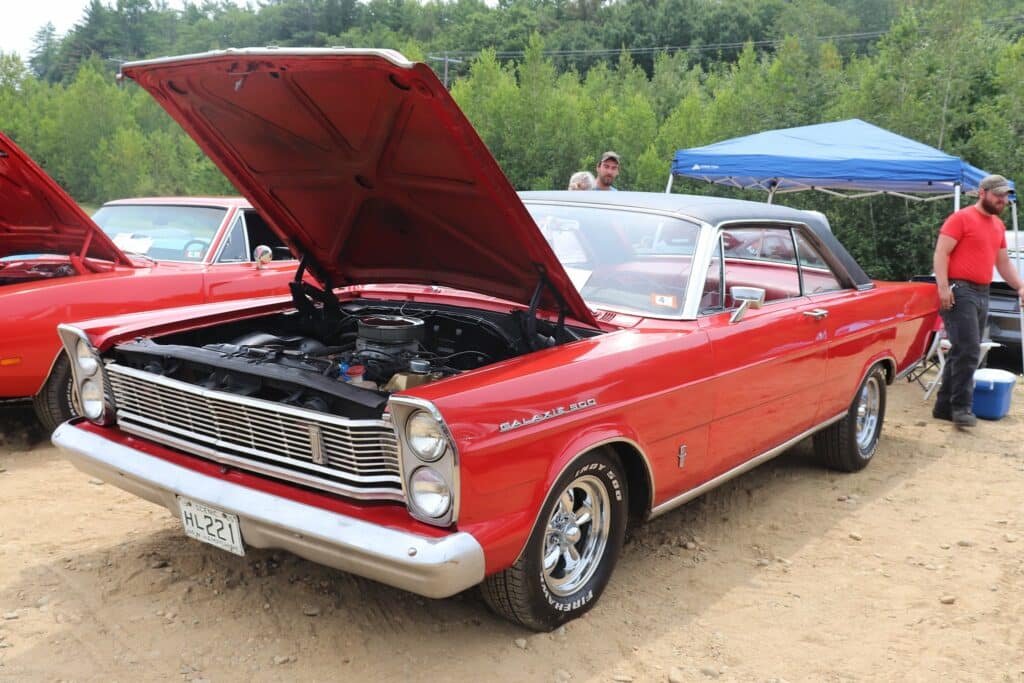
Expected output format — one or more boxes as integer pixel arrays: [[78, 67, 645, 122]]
[[455, 424, 654, 576], [412, 326, 711, 575]]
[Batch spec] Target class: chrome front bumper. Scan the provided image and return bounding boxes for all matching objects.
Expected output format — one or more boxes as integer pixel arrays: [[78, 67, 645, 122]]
[[51, 423, 485, 599]]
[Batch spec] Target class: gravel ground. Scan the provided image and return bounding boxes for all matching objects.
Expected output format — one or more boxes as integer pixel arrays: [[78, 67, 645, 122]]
[[1, 368, 1022, 682]]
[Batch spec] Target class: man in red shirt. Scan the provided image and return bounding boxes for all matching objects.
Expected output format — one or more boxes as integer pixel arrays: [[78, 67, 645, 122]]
[[933, 174, 1024, 428]]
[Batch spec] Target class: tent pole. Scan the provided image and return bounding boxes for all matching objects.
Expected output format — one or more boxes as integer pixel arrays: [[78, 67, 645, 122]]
[[767, 186, 776, 205], [954, 183, 961, 211], [1013, 199, 1023, 377], [665, 174, 674, 194]]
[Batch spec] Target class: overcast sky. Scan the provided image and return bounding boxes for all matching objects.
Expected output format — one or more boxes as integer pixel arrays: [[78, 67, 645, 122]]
[[0, 0, 244, 62]]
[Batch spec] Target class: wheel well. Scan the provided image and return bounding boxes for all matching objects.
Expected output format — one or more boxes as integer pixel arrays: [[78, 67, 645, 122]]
[[603, 442, 652, 525], [879, 358, 896, 384]]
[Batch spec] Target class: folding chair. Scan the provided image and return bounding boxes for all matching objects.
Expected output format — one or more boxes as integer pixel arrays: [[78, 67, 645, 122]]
[[907, 319, 945, 398], [908, 319, 1001, 400]]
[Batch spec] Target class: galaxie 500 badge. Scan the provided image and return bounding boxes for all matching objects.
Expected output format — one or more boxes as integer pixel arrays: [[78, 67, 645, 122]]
[[499, 398, 598, 432]]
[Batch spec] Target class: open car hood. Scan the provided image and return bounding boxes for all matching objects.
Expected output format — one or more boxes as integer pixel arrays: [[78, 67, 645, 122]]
[[121, 48, 596, 327], [0, 132, 130, 264]]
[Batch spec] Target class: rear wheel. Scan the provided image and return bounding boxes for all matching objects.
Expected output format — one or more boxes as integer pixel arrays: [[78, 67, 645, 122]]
[[481, 449, 627, 631], [814, 364, 887, 472], [32, 354, 76, 432]]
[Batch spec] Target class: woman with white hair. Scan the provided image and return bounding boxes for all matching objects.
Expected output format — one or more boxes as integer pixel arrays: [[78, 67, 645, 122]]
[[568, 171, 595, 190]]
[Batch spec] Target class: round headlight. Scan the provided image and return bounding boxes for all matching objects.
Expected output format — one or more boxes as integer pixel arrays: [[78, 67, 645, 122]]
[[75, 339, 99, 376], [406, 411, 447, 462], [80, 379, 105, 420], [409, 466, 451, 518]]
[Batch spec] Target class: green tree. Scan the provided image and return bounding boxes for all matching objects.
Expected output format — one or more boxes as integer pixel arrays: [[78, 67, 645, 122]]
[[29, 24, 61, 81], [968, 37, 1024, 185], [34, 58, 136, 200]]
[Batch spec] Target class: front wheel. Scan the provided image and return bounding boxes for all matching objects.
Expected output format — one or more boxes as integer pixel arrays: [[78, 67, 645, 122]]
[[481, 449, 627, 631], [814, 364, 887, 472], [32, 354, 77, 432]]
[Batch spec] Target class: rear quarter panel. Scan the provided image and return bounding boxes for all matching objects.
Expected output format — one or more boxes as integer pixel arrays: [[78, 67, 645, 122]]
[[815, 280, 938, 420]]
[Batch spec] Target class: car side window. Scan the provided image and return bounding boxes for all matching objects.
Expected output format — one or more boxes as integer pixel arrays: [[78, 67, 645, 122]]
[[714, 226, 800, 307], [217, 217, 248, 263], [794, 231, 844, 294], [243, 210, 293, 261]]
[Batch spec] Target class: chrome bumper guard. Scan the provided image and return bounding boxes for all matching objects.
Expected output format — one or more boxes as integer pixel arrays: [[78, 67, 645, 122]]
[[52, 422, 485, 599]]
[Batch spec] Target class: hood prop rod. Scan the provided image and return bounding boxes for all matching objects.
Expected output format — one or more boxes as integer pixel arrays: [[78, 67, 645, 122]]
[[524, 269, 570, 350], [289, 254, 342, 330]]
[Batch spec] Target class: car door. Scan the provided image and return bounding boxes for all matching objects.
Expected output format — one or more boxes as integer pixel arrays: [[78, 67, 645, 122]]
[[202, 210, 297, 301], [698, 224, 827, 476], [786, 228, 865, 422]]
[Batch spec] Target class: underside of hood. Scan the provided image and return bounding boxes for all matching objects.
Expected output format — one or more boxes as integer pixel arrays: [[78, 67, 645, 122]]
[[0, 132, 130, 264], [121, 48, 596, 327]]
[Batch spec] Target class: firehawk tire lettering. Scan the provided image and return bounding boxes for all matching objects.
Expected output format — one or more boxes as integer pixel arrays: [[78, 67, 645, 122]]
[[481, 448, 627, 631]]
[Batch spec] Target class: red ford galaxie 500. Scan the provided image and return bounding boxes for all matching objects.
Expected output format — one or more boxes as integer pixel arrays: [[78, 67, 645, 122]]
[[52, 48, 938, 630], [0, 134, 298, 429]]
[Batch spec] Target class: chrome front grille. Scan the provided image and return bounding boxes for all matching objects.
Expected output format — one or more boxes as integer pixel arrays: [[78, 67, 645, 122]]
[[106, 363, 404, 501]]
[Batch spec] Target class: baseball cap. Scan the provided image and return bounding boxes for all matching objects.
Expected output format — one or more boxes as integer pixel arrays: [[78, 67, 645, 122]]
[[599, 151, 620, 164], [979, 174, 1011, 195]]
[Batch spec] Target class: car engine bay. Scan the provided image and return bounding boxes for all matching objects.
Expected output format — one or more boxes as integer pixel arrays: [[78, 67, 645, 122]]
[[108, 298, 599, 419]]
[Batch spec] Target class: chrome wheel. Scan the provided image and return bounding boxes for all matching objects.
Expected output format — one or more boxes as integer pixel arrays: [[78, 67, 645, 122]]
[[855, 373, 881, 452], [542, 474, 611, 597]]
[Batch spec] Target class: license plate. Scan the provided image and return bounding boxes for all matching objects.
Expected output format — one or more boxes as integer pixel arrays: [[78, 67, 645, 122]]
[[178, 497, 245, 556]]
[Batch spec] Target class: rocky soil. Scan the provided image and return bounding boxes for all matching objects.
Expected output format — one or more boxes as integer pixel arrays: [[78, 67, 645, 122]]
[[1, 356, 1022, 682]]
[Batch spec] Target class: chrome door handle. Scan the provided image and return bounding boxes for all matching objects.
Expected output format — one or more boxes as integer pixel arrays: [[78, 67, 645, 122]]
[[803, 308, 829, 320]]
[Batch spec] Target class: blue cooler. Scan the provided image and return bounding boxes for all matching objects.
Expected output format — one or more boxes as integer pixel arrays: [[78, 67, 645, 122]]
[[972, 369, 1016, 420]]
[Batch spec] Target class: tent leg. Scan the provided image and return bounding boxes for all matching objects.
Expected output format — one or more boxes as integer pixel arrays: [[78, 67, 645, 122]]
[[767, 187, 776, 205], [665, 174, 674, 194], [954, 183, 961, 211], [1014, 200, 1023, 377]]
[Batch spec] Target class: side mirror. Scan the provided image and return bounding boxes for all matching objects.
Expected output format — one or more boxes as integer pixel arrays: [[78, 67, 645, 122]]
[[729, 286, 766, 324], [253, 245, 273, 269]]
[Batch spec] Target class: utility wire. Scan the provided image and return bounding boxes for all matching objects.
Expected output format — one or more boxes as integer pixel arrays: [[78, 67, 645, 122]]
[[429, 12, 1024, 61]]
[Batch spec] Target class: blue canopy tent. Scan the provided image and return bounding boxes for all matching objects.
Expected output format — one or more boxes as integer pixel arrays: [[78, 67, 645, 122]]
[[667, 119, 1014, 210], [668, 118, 1021, 369]]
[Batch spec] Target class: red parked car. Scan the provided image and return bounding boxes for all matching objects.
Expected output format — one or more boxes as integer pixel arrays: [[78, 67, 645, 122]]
[[0, 133, 298, 429], [52, 49, 939, 631]]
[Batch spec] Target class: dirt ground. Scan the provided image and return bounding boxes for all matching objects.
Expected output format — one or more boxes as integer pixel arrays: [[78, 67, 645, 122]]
[[1, 356, 1023, 683]]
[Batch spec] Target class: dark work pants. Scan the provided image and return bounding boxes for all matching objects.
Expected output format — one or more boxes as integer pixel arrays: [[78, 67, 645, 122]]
[[936, 284, 989, 413]]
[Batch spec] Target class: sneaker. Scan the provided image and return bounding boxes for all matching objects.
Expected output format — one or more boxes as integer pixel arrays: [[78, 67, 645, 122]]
[[952, 409, 977, 429], [932, 405, 952, 421]]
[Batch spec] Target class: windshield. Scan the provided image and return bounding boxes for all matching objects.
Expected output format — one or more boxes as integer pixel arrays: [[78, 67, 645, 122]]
[[525, 203, 701, 317], [92, 204, 228, 262]]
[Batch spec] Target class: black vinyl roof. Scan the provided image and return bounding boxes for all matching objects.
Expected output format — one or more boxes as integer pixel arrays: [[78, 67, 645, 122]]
[[520, 190, 873, 289]]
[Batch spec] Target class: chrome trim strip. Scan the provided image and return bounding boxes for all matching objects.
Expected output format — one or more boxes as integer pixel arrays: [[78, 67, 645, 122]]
[[120, 47, 415, 71], [52, 422, 485, 599], [115, 409, 399, 484], [388, 396, 461, 526], [209, 210, 244, 265], [58, 324, 116, 425], [681, 220, 719, 319], [649, 410, 847, 519], [895, 354, 924, 381], [108, 363, 391, 429], [118, 421, 405, 502], [105, 363, 402, 499]]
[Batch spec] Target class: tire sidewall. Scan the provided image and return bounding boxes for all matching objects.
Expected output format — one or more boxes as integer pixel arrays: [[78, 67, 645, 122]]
[[33, 354, 77, 431], [853, 366, 887, 462], [522, 450, 627, 627]]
